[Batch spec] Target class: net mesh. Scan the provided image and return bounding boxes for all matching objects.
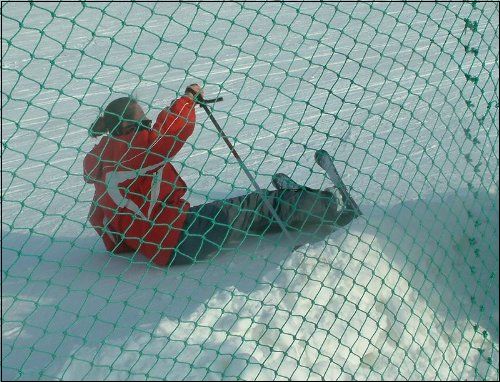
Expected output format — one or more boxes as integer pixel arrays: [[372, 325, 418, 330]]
[[2, 2, 499, 380]]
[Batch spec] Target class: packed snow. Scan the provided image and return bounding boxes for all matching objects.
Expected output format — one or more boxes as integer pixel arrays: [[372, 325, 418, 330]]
[[2, 2, 499, 380]]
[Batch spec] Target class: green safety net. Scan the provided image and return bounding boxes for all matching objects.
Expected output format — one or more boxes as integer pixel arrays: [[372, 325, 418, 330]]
[[2, 2, 499, 380]]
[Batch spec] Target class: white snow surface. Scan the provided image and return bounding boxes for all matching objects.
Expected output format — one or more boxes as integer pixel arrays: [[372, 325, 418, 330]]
[[2, 2, 499, 380]]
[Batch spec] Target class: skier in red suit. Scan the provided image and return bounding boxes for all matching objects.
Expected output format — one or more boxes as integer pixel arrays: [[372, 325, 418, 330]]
[[84, 84, 360, 266]]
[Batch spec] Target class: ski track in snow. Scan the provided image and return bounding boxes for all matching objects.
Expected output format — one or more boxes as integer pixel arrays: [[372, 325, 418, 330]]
[[2, 2, 499, 380]]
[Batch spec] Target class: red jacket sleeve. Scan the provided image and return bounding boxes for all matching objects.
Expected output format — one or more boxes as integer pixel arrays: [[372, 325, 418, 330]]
[[118, 96, 196, 171], [154, 96, 196, 158]]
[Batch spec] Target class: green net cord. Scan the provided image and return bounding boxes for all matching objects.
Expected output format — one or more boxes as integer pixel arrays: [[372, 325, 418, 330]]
[[2, 2, 499, 380]]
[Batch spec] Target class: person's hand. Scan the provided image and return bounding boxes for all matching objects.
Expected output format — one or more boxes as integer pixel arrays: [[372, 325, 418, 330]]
[[185, 84, 204, 103]]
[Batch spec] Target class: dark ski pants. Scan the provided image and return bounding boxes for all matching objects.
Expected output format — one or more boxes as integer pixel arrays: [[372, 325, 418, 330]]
[[171, 188, 358, 265]]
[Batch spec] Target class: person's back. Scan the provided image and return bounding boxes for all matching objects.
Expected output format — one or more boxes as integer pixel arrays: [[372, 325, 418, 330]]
[[84, 93, 197, 266]]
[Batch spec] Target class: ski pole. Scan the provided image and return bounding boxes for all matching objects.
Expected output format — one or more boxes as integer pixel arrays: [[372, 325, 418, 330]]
[[198, 95, 297, 246]]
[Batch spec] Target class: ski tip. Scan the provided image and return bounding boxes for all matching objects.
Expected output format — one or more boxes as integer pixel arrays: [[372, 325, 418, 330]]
[[314, 149, 328, 161]]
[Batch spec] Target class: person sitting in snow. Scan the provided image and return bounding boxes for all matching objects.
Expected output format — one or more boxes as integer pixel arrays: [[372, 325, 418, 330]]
[[83, 84, 360, 266]]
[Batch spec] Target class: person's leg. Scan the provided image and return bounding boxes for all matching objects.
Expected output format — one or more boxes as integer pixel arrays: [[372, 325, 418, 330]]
[[234, 186, 361, 235], [171, 187, 350, 265], [170, 200, 233, 265], [223, 188, 342, 241]]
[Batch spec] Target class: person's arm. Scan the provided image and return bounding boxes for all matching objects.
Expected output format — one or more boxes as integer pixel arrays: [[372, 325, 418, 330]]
[[116, 85, 203, 170], [153, 95, 196, 159], [144, 84, 204, 163]]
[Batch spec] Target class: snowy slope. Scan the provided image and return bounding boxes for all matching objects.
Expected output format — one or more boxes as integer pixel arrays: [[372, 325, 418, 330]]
[[2, 2, 499, 380]]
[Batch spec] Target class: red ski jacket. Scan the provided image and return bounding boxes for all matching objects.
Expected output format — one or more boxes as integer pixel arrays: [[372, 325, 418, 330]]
[[83, 96, 196, 266]]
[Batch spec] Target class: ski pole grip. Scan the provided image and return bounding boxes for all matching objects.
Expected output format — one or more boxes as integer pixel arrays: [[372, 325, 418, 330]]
[[197, 96, 223, 105], [202, 97, 224, 104]]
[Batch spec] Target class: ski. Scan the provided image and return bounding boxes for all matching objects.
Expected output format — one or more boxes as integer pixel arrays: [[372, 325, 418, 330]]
[[314, 149, 362, 217], [272, 173, 301, 190]]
